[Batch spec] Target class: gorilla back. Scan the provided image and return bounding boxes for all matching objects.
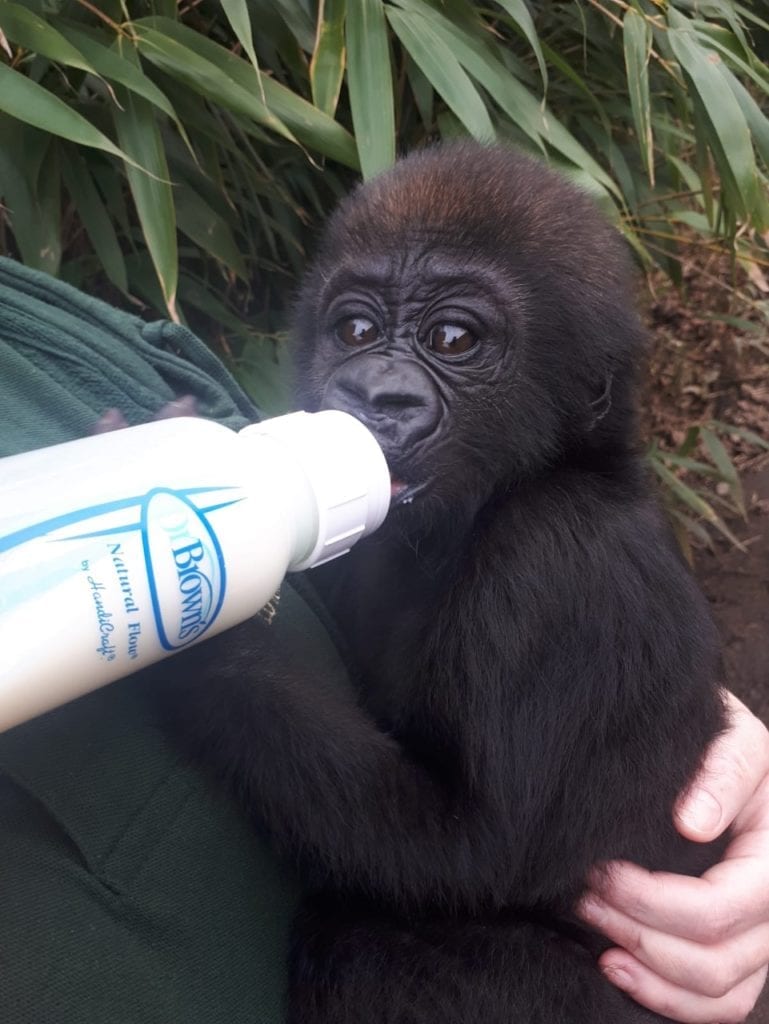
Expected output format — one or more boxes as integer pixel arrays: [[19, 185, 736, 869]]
[[172, 143, 724, 1023]]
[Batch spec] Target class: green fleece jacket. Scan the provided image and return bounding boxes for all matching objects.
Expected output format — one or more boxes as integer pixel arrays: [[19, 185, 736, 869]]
[[0, 256, 341, 1023]]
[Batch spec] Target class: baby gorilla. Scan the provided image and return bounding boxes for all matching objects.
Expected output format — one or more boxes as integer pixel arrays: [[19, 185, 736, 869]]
[[169, 142, 724, 1023]]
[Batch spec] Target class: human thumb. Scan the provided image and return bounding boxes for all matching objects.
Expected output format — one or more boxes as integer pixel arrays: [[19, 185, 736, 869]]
[[675, 692, 769, 842]]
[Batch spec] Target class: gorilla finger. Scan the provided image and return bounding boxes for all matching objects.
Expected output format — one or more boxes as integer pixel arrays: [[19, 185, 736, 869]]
[[90, 407, 129, 433], [151, 394, 198, 420]]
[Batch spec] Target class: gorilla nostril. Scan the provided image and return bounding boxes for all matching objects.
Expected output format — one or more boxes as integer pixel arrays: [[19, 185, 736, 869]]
[[326, 362, 432, 416], [369, 389, 426, 413], [334, 372, 422, 409]]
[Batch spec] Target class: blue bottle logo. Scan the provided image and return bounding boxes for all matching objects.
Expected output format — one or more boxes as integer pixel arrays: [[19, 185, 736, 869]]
[[142, 489, 226, 650], [1, 486, 238, 651]]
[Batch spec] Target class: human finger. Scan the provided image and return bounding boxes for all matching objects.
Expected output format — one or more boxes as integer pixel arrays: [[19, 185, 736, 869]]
[[580, 889, 769, 996], [598, 951, 767, 1024], [675, 692, 769, 841], [581, 857, 769, 945]]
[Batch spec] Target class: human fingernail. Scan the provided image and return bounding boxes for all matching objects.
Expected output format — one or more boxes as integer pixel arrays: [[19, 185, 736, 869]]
[[577, 895, 607, 926], [677, 787, 723, 834], [601, 965, 634, 992]]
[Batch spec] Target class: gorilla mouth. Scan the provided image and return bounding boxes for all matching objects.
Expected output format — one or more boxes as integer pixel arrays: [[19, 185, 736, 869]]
[[390, 476, 424, 507]]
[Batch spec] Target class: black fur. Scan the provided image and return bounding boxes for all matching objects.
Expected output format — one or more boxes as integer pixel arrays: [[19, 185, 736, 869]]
[[164, 143, 724, 1023]]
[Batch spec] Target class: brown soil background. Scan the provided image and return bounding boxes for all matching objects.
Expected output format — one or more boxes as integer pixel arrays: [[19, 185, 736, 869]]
[[643, 258, 769, 1020]]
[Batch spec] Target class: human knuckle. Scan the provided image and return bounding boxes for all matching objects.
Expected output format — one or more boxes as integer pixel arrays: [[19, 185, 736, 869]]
[[695, 903, 742, 943], [648, 992, 684, 1021], [620, 921, 646, 956], [699, 961, 742, 999], [720, 989, 759, 1024]]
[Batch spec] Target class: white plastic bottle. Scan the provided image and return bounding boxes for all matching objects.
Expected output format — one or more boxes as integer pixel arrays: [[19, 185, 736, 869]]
[[0, 411, 390, 732]]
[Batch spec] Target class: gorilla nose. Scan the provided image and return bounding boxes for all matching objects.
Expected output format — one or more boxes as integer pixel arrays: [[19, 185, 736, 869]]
[[321, 354, 441, 445]]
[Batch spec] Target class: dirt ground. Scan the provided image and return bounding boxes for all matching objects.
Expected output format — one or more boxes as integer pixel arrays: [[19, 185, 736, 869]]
[[696, 462, 769, 720], [643, 258, 769, 1020], [696, 461, 769, 1022]]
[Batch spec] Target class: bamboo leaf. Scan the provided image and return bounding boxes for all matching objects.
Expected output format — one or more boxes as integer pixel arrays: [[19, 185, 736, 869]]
[[623, 8, 654, 183], [259, 76, 358, 168], [0, 124, 39, 269], [267, 0, 317, 53], [390, 0, 619, 195], [0, 64, 136, 165], [541, 42, 609, 127], [659, 452, 722, 477], [723, 74, 769, 168], [678, 425, 701, 459], [668, 25, 760, 222], [693, 0, 751, 53], [346, 0, 395, 179], [123, 250, 167, 314], [134, 17, 359, 168], [58, 24, 184, 134], [406, 54, 434, 131], [174, 184, 248, 282], [651, 458, 745, 548], [387, 9, 494, 142], [669, 508, 712, 554], [310, 0, 346, 118], [112, 86, 178, 320], [689, 99, 716, 226], [699, 425, 746, 516], [235, 335, 293, 417], [693, 24, 769, 92], [709, 420, 769, 451], [132, 23, 294, 143], [494, 0, 548, 91], [734, 3, 769, 34], [61, 147, 128, 294], [666, 209, 713, 232], [0, 3, 101, 77], [33, 135, 61, 275], [0, 117, 61, 274], [220, 0, 264, 94]]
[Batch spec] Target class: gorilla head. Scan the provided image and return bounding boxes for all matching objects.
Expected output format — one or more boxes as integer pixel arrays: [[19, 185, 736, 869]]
[[294, 142, 644, 526]]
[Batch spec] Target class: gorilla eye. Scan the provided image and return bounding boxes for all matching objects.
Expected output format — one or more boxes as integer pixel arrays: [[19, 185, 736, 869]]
[[425, 324, 476, 357], [336, 317, 379, 347]]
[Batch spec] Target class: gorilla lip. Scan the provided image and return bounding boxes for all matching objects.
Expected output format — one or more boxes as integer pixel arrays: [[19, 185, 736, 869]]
[[390, 477, 409, 500], [390, 476, 423, 506]]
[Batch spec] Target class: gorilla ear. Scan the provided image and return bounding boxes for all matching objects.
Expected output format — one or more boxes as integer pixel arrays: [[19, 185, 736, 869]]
[[588, 372, 613, 429]]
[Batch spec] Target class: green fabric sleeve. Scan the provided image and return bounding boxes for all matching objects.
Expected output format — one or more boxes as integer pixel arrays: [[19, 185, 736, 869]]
[[0, 676, 298, 1024], [0, 255, 258, 456]]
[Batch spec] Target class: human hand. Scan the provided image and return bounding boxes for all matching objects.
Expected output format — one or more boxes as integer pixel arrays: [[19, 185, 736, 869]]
[[578, 692, 769, 1023]]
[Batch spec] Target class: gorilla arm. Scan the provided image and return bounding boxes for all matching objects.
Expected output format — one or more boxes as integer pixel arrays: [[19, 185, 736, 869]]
[[160, 473, 721, 916], [162, 610, 512, 912]]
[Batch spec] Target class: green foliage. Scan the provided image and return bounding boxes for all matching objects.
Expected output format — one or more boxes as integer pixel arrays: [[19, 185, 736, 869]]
[[1, 1, 768, 323], [649, 421, 769, 555], [0, 1, 767, 534], [0, 2, 767, 299]]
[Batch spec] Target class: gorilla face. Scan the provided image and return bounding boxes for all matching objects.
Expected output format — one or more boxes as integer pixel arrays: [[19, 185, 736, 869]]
[[313, 246, 526, 513], [294, 143, 644, 527]]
